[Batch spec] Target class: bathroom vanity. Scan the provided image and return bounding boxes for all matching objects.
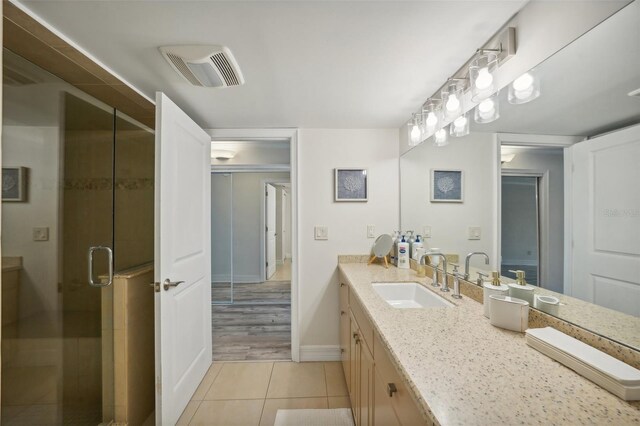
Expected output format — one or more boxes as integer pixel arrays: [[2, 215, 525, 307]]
[[337, 259, 640, 425]]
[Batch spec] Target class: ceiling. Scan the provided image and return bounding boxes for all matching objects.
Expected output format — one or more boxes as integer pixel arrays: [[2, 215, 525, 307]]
[[17, 0, 526, 129]]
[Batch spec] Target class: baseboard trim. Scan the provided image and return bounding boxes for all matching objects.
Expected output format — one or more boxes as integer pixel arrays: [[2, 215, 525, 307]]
[[299, 345, 341, 362]]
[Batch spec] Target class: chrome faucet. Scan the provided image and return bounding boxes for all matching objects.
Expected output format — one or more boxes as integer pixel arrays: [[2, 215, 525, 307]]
[[464, 252, 490, 280], [419, 252, 447, 289]]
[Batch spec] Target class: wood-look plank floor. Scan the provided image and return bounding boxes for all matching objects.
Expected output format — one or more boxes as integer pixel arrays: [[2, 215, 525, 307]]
[[211, 281, 291, 361]]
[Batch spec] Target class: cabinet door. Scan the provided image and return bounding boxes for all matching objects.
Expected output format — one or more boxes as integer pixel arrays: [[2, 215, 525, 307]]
[[350, 314, 360, 425], [359, 342, 374, 426], [339, 282, 351, 394], [373, 368, 401, 426]]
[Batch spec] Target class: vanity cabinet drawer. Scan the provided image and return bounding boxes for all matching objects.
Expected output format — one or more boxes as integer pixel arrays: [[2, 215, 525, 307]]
[[374, 334, 429, 426], [350, 293, 374, 355]]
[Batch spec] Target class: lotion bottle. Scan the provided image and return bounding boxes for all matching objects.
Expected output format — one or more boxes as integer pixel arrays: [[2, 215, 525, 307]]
[[507, 270, 535, 305], [397, 235, 410, 269], [483, 271, 509, 318]]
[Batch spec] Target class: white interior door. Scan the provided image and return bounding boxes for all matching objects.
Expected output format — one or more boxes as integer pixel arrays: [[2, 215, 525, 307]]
[[266, 184, 277, 279], [569, 124, 640, 316], [155, 92, 212, 424]]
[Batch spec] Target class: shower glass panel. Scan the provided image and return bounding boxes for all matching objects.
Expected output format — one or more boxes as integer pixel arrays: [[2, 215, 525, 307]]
[[1, 49, 115, 425]]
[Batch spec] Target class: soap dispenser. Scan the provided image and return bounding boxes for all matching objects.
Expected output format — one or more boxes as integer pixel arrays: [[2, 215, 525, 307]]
[[412, 234, 424, 260], [483, 271, 510, 318], [397, 235, 410, 269], [507, 270, 534, 305]]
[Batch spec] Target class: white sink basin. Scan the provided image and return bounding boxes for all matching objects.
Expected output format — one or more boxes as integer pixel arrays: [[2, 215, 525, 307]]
[[372, 282, 454, 309]]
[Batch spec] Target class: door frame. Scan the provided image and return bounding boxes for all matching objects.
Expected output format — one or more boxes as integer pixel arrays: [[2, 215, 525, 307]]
[[496, 133, 583, 290], [261, 179, 291, 281], [207, 128, 301, 361]]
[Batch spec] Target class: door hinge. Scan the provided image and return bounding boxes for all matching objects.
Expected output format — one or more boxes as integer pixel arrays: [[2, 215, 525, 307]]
[[266, 226, 268, 232], [266, 191, 268, 196], [266, 261, 269, 267]]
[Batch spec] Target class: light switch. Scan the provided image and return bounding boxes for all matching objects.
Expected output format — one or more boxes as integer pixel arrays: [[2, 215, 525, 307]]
[[33, 227, 49, 241], [367, 225, 375, 238], [468, 227, 481, 240], [314, 226, 328, 240], [423, 226, 432, 238]]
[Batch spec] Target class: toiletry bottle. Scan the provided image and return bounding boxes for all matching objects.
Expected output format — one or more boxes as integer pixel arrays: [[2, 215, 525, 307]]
[[412, 235, 424, 260], [407, 231, 415, 258], [507, 270, 534, 304], [483, 271, 509, 318], [390, 231, 399, 265], [392, 231, 402, 266], [397, 235, 410, 269]]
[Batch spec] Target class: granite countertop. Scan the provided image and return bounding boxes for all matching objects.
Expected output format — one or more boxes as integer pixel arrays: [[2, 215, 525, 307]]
[[338, 262, 640, 426]]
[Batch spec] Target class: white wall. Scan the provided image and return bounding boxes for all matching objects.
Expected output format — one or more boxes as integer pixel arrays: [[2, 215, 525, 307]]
[[400, 132, 498, 271], [211, 172, 290, 283], [503, 149, 565, 292], [210, 140, 290, 166], [298, 129, 399, 350]]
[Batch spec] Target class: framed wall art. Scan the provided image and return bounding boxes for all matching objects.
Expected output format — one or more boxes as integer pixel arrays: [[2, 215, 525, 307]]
[[2, 167, 27, 202], [335, 168, 368, 202], [430, 169, 463, 203]]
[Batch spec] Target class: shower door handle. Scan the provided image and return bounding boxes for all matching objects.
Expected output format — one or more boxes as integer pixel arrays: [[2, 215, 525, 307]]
[[88, 246, 113, 287]]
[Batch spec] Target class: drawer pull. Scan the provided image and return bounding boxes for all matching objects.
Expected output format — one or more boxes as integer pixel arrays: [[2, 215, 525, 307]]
[[340, 310, 345, 316], [387, 383, 398, 397], [340, 283, 345, 287], [353, 332, 359, 339], [341, 348, 345, 353]]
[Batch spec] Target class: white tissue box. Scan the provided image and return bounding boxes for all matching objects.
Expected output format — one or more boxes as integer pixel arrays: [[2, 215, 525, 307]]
[[489, 295, 529, 332]]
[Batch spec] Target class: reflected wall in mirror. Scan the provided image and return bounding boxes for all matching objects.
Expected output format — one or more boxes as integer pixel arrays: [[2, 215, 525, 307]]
[[400, 2, 640, 350]]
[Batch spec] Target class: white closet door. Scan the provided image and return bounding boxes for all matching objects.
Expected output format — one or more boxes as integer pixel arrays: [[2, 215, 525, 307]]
[[266, 184, 277, 279]]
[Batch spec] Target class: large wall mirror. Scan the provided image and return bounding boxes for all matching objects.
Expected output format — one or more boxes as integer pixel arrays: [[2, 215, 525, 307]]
[[400, 2, 640, 351]]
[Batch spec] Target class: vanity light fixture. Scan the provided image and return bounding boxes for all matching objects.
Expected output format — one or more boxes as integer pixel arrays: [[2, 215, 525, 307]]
[[404, 26, 516, 147], [508, 69, 540, 104], [408, 113, 422, 146], [474, 93, 500, 124], [469, 51, 499, 101], [450, 112, 470, 137]]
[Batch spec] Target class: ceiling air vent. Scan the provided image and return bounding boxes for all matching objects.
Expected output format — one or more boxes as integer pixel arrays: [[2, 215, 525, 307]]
[[159, 45, 244, 88]]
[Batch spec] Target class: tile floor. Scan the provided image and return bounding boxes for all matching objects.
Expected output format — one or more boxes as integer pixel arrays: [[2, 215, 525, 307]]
[[178, 361, 350, 426]]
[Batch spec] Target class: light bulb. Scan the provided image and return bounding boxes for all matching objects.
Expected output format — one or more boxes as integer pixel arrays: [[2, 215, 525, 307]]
[[445, 94, 460, 112], [478, 99, 496, 120], [410, 124, 421, 144], [434, 128, 448, 146], [513, 73, 534, 91], [426, 112, 438, 127], [474, 67, 493, 90], [453, 115, 467, 129]]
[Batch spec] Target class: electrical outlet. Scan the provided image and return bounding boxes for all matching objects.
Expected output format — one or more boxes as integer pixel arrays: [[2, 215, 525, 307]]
[[468, 227, 481, 240], [423, 226, 432, 238], [33, 227, 49, 241], [314, 226, 328, 240], [367, 225, 375, 238]]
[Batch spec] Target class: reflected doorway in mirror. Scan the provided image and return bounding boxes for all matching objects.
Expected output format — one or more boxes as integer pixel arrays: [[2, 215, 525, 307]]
[[430, 169, 463, 203]]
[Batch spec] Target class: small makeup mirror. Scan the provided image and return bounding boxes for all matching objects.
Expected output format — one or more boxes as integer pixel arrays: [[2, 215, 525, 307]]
[[368, 234, 394, 268]]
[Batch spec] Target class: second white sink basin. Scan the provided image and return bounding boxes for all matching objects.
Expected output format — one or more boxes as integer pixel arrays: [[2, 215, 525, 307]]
[[372, 282, 454, 309]]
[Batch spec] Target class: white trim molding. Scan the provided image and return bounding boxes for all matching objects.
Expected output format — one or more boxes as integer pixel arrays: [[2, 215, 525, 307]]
[[299, 345, 342, 362]]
